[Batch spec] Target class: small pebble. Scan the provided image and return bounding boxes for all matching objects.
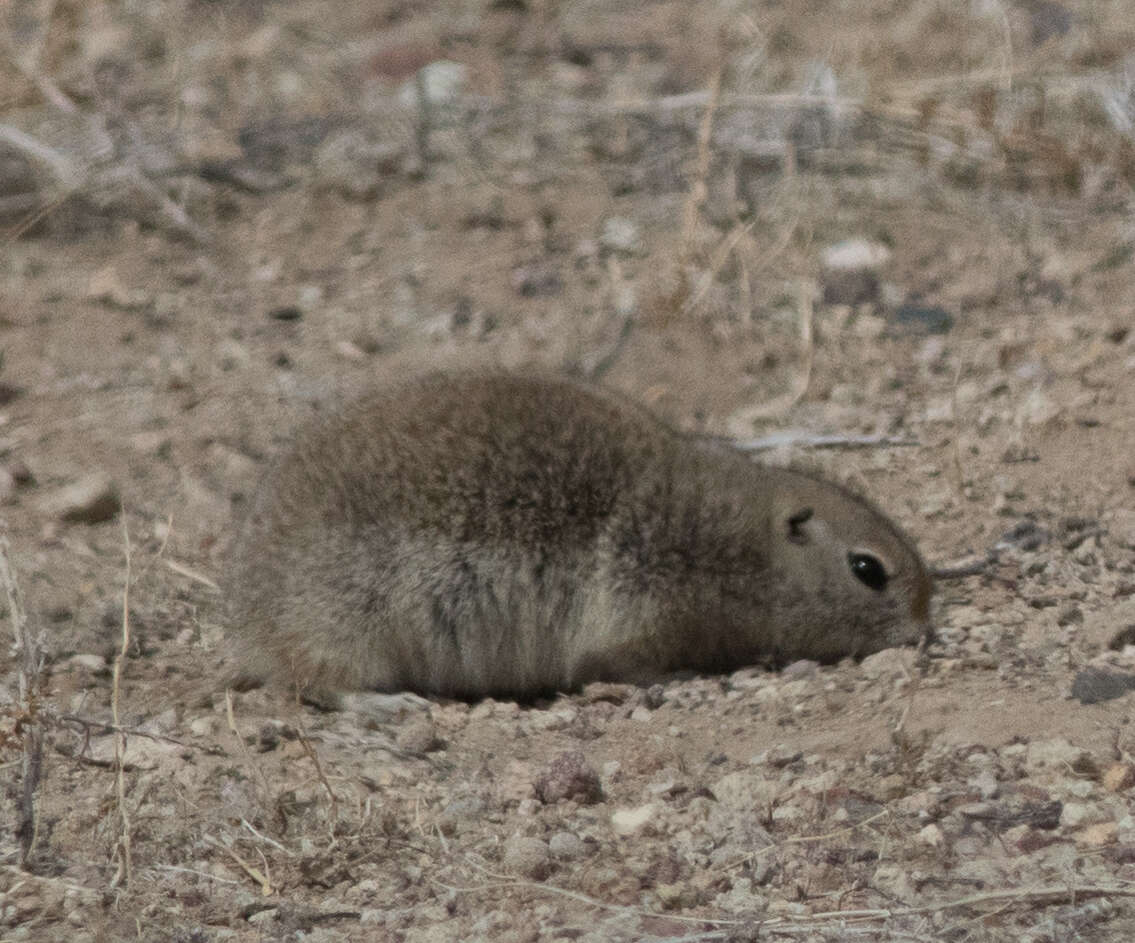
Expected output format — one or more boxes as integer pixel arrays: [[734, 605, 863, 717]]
[[534, 751, 603, 805], [548, 831, 588, 861], [502, 834, 551, 880]]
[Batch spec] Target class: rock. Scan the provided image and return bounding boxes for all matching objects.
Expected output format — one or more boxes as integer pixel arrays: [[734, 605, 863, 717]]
[[968, 771, 1000, 800], [188, 716, 216, 737], [1026, 738, 1093, 772], [611, 803, 655, 836], [859, 648, 915, 681], [511, 263, 563, 297], [1060, 802, 1110, 829], [919, 823, 945, 848], [395, 718, 443, 753], [6, 460, 34, 486], [1018, 829, 1062, 856], [581, 682, 635, 704], [871, 864, 918, 902], [823, 269, 878, 306], [1109, 508, 1135, 550], [267, 305, 302, 321], [711, 770, 781, 811], [399, 60, 468, 108], [63, 653, 107, 672], [438, 795, 487, 834], [314, 130, 406, 199], [996, 519, 1050, 551], [821, 238, 891, 271], [1018, 387, 1062, 426], [599, 217, 641, 255], [889, 304, 954, 335], [83, 733, 183, 770], [216, 339, 250, 371], [497, 759, 537, 804], [820, 239, 890, 305], [298, 284, 324, 309], [646, 770, 683, 796], [0, 466, 16, 503], [339, 691, 430, 720], [87, 264, 151, 310], [728, 668, 772, 691], [1103, 763, 1135, 793], [1077, 822, 1119, 847], [548, 831, 588, 861], [753, 745, 803, 769], [534, 751, 603, 805], [1057, 604, 1083, 627], [780, 660, 819, 681], [1071, 667, 1135, 705], [1109, 626, 1135, 651], [36, 473, 120, 524], [502, 834, 551, 880], [335, 340, 368, 361], [1022, 0, 1073, 44]]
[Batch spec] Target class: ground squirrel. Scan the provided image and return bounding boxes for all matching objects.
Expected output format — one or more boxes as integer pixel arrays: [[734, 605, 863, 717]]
[[227, 372, 932, 701]]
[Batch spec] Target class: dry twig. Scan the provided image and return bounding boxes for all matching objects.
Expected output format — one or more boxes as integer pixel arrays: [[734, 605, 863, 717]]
[[223, 689, 274, 805], [204, 835, 274, 896], [729, 432, 919, 452], [298, 732, 341, 846], [59, 714, 221, 754], [165, 558, 221, 592], [680, 66, 723, 264], [949, 357, 967, 495], [109, 516, 133, 889]]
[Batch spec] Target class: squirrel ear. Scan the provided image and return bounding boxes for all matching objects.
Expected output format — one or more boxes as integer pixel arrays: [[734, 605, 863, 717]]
[[785, 507, 814, 545]]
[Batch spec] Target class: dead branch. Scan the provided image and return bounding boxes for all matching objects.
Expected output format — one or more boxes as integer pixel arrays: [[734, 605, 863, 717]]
[[729, 432, 920, 452], [58, 714, 224, 754], [109, 516, 133, 889]]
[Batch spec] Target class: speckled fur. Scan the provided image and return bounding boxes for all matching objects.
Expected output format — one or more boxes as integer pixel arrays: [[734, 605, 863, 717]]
[[226, 372, 932, 700]]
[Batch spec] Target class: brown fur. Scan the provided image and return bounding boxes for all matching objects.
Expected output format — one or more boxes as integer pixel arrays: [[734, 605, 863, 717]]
[[226, 372, 933, 700]]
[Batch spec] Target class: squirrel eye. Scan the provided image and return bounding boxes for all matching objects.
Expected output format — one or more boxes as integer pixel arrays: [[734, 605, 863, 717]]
[[848, 552, 888, 591]]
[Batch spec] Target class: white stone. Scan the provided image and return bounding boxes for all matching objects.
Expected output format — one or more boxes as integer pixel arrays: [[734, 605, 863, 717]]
[[1026, 738, 1090, 770], [398, 61, 468, 108], [600, 217, 641, 254], [860, 647, 915, 681], [919, 824, 945, 848], [611, 803, 656, 836], [820, 238, 891, 271], [36, 473, 120, 524], [1060, 802, 1111, 829]]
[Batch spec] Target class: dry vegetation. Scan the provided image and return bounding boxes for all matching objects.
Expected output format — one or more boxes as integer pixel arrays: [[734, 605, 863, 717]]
[[2, 0, 1135, 941]]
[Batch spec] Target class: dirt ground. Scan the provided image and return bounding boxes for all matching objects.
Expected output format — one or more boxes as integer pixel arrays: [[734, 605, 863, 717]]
[[2, 1, 1135, 941]]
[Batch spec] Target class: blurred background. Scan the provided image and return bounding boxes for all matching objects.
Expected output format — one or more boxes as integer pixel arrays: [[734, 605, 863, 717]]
[[4, 4, 1135, 938]]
